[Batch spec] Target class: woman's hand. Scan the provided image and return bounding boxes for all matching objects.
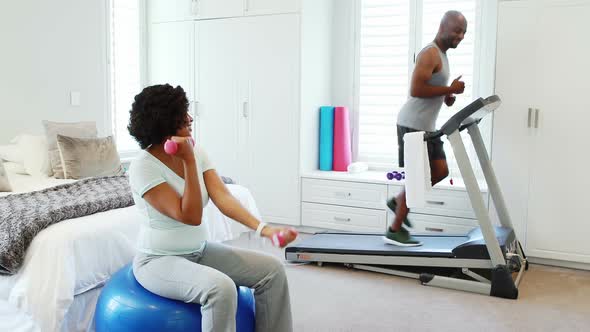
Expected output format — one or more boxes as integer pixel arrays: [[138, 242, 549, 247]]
[[261, 226, 299, 248], [168, 136, 195, 163]]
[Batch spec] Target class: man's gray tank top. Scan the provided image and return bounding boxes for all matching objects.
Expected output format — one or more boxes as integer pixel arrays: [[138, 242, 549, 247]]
[[397, 42, 450, 132]]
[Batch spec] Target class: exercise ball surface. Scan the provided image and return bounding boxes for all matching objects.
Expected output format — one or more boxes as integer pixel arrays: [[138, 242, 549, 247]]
[[95, 264, 255, 332]]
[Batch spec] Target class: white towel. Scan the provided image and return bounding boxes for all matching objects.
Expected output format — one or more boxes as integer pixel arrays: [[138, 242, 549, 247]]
[[403, 131, 432, 208]]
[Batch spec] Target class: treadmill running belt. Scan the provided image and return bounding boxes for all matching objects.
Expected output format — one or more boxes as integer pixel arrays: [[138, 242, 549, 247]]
[[287, 232, 469, 257]]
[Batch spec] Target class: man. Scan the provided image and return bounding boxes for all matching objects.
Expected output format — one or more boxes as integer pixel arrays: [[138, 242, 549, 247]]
[[384, 10, 467, 246]]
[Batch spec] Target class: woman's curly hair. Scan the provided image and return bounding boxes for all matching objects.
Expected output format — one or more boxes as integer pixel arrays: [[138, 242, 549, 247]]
[[128, 84, 190, 149]]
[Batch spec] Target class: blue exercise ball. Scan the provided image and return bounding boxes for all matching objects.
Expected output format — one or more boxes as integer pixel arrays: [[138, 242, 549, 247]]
[[95, 264, 255, 332]]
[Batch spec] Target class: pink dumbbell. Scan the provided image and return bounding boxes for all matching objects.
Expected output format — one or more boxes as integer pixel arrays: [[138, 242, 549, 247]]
[[271, 228, 299, 247], [164, 138, 195, 155]]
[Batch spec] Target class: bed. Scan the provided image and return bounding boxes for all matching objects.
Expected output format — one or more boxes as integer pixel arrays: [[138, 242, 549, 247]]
[[0, 170, 257, 332]]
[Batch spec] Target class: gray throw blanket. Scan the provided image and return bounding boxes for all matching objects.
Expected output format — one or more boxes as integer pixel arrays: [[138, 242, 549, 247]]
[[0, 176, 134, 275]]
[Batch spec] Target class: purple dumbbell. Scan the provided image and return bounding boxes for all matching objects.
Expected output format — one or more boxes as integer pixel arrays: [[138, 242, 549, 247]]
[[386, 171, 405, 181]]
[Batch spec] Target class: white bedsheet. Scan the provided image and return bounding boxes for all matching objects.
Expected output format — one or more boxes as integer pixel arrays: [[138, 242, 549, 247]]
[[0, 300, 40, 332], [0, 173, 75, 301], [0, 172, 75, 197], [0, 172, 257, 332]]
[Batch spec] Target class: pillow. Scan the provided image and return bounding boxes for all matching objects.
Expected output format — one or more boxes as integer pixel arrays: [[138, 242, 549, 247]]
[[2, 161, 27, 175], [43, 120, 98, 178], [17, 135, 52, 177], [0, 144, 23, 163], [0, 161, 12, 192], [56, 134, 124, 179]]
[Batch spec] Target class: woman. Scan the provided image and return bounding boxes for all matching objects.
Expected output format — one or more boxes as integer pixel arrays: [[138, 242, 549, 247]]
[[127, 84, 297, 332]]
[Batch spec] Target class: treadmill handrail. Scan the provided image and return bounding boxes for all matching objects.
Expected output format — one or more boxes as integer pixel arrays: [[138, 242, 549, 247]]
[[424, 95, 501, 141]]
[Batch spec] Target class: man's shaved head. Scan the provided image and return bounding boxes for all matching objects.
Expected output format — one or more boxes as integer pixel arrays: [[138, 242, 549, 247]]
[[436, 10, 467, 50]]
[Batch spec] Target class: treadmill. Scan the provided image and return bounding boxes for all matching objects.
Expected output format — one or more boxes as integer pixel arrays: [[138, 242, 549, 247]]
[[286, 95, 527, 299]]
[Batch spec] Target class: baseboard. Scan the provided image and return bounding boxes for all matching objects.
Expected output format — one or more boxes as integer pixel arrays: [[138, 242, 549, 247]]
[[528, 257, 590, 271]]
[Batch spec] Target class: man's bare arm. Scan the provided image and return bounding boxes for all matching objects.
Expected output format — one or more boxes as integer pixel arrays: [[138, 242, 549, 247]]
[[410, 48, 464, 98]]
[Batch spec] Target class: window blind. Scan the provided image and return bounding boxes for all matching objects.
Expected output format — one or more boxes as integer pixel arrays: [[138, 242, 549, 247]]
[[357, 0, 483, 178]]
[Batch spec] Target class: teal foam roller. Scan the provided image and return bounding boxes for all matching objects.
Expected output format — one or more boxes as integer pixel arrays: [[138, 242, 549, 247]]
[[319, 106, 334, 171]]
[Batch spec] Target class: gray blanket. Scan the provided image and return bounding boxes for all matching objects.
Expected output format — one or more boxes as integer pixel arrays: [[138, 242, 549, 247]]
[[0, 176, 134, 275]]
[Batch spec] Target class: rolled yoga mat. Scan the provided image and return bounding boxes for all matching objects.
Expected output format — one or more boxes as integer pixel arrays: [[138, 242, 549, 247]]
[[333, 106, 352, 171], [319, 106, 334, 171]]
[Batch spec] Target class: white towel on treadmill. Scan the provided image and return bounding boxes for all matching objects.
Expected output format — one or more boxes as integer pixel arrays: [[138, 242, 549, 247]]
[[404, 131, 432, 208]]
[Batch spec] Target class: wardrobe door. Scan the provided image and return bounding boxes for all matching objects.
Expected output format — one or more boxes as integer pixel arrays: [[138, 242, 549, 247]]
[[491, 0, 539, 244], [195, 18, 247, 182], [243, 14, 301, 225], [524, 1, 590, 263], [194, 0, 244, 20], [147, 0, 194, 23], [244, 0, 300, 16]]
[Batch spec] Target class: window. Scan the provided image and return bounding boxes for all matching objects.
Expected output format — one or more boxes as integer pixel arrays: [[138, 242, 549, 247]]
[[356, 0, 496, 178], [108, 0, 143, 156]]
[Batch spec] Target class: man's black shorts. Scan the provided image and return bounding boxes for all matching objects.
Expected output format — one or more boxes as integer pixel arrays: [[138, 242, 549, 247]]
[[397, 125, 446, 168]]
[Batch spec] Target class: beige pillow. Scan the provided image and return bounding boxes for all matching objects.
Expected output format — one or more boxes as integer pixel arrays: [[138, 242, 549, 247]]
[[56, 135, 124, 179], [0, 161, 12, 192], [43, 120, 98, 178]]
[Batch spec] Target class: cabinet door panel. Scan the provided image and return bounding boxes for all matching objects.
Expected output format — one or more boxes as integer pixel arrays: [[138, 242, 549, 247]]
[[196, 19, 245, 182], [525, 2, 590, 261], [195, 0, 244, 19], [147, 0, 193, 23], [245, 0, 300, 16], [243, 15, 300, 225], [492, 1, 539, 244]]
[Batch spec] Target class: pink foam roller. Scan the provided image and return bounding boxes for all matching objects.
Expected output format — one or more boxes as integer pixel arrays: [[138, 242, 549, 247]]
[[333, 106, 352, 171]]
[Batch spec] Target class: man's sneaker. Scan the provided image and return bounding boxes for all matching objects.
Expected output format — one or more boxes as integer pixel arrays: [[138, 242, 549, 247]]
[[386, 197, 412, 228], [383, 226, 422, 247]]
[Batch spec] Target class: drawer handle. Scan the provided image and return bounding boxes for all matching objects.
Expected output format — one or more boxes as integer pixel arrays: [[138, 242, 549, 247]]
[[426, 200, 445, 206], [334, 217, 351, 222], [425, 227, 444, 232], [335, 192, 352, 198]]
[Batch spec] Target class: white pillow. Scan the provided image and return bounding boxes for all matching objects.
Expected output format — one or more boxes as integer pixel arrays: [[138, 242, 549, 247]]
[[0, 161, 12, 192], [9, 135, 22, 144], [0, 144, 23, 163], [2, 161, 27, 175], [17, 135, 51, 177]]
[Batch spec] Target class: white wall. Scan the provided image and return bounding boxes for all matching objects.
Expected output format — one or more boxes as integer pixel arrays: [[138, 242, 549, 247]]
[[330, 0, 356, 108], [300, 0, 335, 173], [0, 0, 109, 143], [299, 0, 357, 173]]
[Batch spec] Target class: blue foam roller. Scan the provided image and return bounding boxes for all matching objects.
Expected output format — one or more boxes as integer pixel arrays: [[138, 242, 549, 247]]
[[319, 106, 335, 170]]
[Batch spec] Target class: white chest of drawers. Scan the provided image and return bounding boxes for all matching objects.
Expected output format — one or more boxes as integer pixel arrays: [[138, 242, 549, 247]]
[[301, 171, 488, 235]]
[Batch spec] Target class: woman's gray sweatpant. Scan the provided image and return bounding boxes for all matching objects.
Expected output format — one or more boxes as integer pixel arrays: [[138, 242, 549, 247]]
[[132, 241, 293, 332]]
